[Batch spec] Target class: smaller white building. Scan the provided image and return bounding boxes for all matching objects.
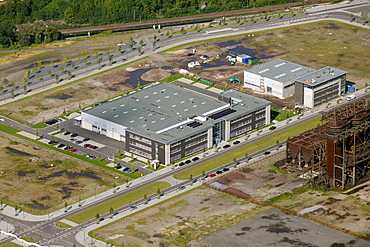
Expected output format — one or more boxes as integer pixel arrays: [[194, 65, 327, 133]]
[[244, 59, 314, 99]]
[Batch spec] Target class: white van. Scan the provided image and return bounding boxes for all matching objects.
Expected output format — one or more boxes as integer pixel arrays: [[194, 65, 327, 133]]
[[346, 94, 356, 101]]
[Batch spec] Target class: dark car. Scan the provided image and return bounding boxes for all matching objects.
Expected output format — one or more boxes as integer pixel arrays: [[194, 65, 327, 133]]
[[71, 133, 78, 137], [86, 154, 97, 160], [48, 140, 57, 145], [92, 145, 98, 149], [269, 126, 277, 130], [264, 151, 271, 155], [179, 162, 185, 166], [64, 131, 71, 135], [184, 160, 191, 164], [223, 144, 231, 149], [115, 165, 122, 169], [75, 140, 83, 144], [178, 186, 186, 190], [192, 157, 200, 162], [233, 140, 240, 145], [223, 167, 230, 172], [216, 170, 223, 174], [64, 145, 73, 150], [82, 137, 90, 142], [84, 143, 92, 148], [130, 205, 137, 210], [57, 143, 66, 148]]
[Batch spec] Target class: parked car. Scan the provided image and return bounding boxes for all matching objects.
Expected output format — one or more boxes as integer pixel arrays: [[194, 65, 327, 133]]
[[192, 157, 200, 162], [71, 133, 78, 137], [263, 151, 271, 155], [82, 137, 90, 142], [209, 174, 216, 177], [64, 145, 73, 150], [75, 140, 83, 144], [57, 144, 66, 148], [179, 162, 185, 166], [70, 149, 78, 152], [216, 170, 223, 174], [69, 138, 77, 142], [269, 126, 277, 130], [223, 144, 231, 149], [123, 167, 132, 173], [84, 143, 92, 148], [233, 140, 240, 145], [64, 131, 71, 135], [184, 160, 191, 164], [115, 165, 122, 169], [48, 140, 57, 145], [92, 145, 99, 149], [86, 154, 96, 160], [130, 205, 137, 210], [178, 186, 186, 190], [223, 167, 230, 172]]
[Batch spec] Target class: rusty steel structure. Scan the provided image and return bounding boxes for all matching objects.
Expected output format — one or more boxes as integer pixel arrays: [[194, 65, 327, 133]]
[[286, 93, 370, 189]]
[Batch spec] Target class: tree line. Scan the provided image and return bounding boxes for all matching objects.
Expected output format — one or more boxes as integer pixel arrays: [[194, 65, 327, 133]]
[[0, 0, 304, 48]]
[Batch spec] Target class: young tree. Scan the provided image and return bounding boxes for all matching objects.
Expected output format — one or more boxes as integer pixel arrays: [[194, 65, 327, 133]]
[[55, 73, 59, 83], [95, 213, 100, 221], [108, 55, 113, 65], [157, 188, 161, 196], [67, 70, 72, 79], [37, 61, 42, 68], [64, 202, 68, 212], [139, 39, 144, 46], [71, 62, 75, 68], [189, 174, 193, 181], [137, 46, 141, 55], [23, 83, 27, 92], [2, 78, 9, 85], [131, 164, 135, 171], [48, 69, 52, 76], [109, 207, 114, 215], [63, 56, 68, 63]]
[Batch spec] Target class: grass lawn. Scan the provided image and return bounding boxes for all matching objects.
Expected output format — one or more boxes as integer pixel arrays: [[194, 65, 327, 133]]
[[67, 181, 171, 224], [0, 243, 22, 247], [174, 116, 322, 180], [55, 221, 72, 228]]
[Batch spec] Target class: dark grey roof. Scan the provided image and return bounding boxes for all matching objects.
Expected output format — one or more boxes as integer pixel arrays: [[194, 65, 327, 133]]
[[84, 82, 271, 144], [245, 58, 314, 83], [295, 66, 347, 86]]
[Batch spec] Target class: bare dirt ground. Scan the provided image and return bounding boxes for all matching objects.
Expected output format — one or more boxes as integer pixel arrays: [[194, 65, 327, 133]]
[[0, 133, 125, 214], [2, 21, 370, 124], [92, 153, 370, 246]]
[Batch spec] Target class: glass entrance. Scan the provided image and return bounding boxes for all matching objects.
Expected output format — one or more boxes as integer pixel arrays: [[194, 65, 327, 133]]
[[212, 121, 224, 145]]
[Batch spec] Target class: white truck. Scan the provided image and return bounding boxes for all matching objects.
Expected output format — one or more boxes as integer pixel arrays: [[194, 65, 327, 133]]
[[346, 94, 356, 101]]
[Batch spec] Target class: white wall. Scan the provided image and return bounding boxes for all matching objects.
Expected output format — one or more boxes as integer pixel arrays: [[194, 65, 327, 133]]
[[244, 71, 261, 90], [207, 128, 213, 148], [224, 120, 230, 140], [265, 105, 271, 124], [303, 87, 314, 108]]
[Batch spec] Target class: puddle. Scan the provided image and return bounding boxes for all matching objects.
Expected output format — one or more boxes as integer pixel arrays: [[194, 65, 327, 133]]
[[38, 170, 99, 181], [215, 40, 242, 47], [6, 147, 33, 156], [40, 165, 53, 169], [161, 66, 174, 70], [59, 186, 73, 199], [40, 196, 50, 200], [118, 68, 151, 87], [324, 23, 339, 29], [27, 200, 50, 210], [137, 233, 149, 239], [266, 32, 274, 35], [47, 94, 73, 100], [18, 170, 35, 176]]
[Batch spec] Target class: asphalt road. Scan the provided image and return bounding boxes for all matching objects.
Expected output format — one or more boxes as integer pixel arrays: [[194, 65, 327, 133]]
[[1, 1, 370, 246]]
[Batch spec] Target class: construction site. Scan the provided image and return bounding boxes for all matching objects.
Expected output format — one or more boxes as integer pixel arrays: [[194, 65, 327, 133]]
[[286, 93, 370, 189]]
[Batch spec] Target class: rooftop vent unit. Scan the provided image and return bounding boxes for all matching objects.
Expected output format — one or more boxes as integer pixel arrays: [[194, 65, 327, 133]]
[[144, 95, 148, 98], [160, 117, 165, 120], [165, 96, 169, 98], [114, 115, 119, 118], [120, 104, 125, 107], [136, 99, 139, 101], [157, 106, 161, 109], [133, 108, 137, 111], [130, 120, 134, 123], [184, 109, 188, 111], [193, 105, 197, 107], [274, 73, 286, 79], [151, 121, 156, 124], [201, 102, 206, 104], [156, 99, 161, 102], [123, 111, 128, 114], [174, 93, 178, 95], [153, 92, 158, 94], [172, 105, 176, 107], [180, 101, 185, 103], [189, 98, 193, 100], [258, 68, 270, 74], [102, 111, 106, 114], [291, 67, 302, 72], [311, 79, 316, 83], [111, 107, 117, 111], [274, 62, 286, 67]]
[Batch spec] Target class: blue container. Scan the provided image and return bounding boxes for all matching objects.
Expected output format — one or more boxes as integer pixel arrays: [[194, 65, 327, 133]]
[[347, 86, 356, 92]]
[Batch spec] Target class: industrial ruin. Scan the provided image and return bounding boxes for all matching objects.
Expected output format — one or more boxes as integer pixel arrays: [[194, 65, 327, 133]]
[[286, 93, 370, 189]]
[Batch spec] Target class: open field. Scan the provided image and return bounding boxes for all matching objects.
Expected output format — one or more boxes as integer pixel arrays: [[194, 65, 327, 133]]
[[91, 152, 370, 246], [173, 116, 322, 180], [67, 181, 171, 224], [0, 133, 127, 214], [2, 21, 370, 124], [90, 186, 262, 247]]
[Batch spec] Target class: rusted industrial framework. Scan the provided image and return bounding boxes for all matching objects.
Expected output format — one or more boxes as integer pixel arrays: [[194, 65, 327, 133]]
[[286, 93, 370, 189]]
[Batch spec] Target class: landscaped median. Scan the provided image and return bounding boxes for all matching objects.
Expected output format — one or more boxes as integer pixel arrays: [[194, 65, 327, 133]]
[[67, 181, 171, 224], [173, 116, 323, 180]]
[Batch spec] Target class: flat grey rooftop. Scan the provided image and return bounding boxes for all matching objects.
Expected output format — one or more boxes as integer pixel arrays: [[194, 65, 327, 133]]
[[245, 58, 314, 83], [84, 82, 270, 144], [295, 66, 347, 87]]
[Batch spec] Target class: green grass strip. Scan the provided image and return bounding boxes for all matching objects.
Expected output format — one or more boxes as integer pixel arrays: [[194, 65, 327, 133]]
[[174, 116, 322, 180], [0, 243, 22, 247], [0, 123, 20, 135], [67, 181, 170, 224]]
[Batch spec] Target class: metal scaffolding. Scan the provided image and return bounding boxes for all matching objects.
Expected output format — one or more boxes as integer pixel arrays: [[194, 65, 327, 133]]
[[286, 93, 370, 189]]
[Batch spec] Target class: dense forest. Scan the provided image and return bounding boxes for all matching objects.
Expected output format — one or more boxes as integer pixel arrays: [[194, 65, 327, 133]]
[[0, 0, 304, 48]]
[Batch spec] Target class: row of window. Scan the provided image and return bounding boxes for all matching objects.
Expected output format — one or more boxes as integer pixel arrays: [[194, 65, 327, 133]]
[[231, 119, 252, 131], [171, 141, 181, 148], [184, 143, 207, 156], [170, 146, 181, 154], [185, 131, 207, 142], [230, 126, 252, 138], [185, 136, 207, 148], [129, 147, 151, 159], [129, 134, 152, 144], [129, 141, 152, 152], [256, 120, 265, 128], [256, 108, 265, 114], [170, 153, 181, 162], [230, 114, 252, 124], [256, 114, 265, 120]]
